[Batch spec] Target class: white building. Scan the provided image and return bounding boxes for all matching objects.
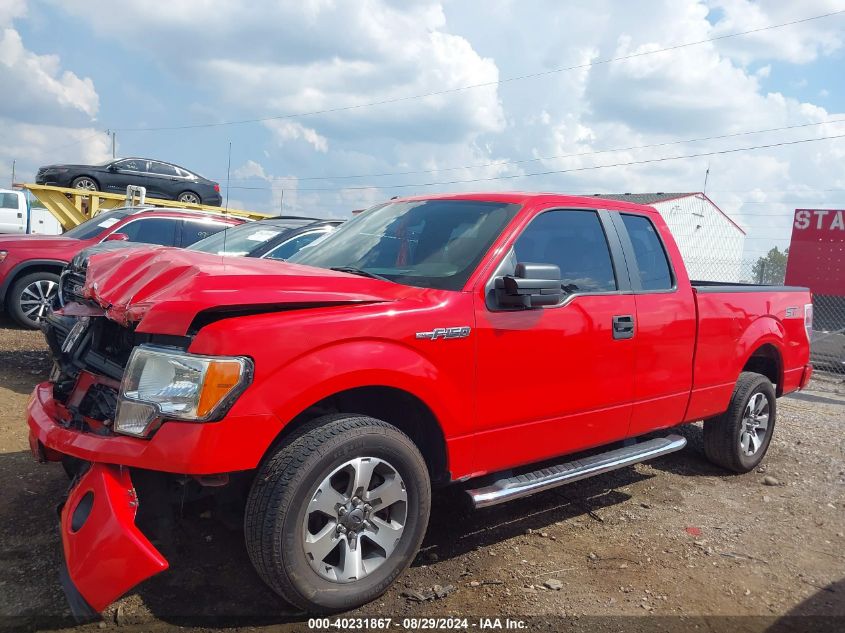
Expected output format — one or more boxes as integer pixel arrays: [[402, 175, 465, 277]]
[[593, 192, 746, 282]]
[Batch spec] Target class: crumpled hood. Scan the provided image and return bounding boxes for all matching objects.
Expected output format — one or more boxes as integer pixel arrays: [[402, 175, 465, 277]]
[[81, 247, 407, 335]]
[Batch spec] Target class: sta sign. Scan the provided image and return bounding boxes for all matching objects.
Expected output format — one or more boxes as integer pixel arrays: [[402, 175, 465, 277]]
[[793, 209, 845, 231]]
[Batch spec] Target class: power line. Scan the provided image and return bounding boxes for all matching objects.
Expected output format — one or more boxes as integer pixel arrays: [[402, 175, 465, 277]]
[[214, 117, 845, 183], [113, 9, 845, 133], [226, 132, 845, 192]]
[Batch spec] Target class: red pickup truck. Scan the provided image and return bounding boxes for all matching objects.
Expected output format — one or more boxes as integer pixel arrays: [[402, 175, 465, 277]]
[[27, 192, 813, 617]]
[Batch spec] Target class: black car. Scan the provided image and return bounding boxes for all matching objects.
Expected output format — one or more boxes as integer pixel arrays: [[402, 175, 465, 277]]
[[36, 158, 223, 206], [189, 216, 343, 260]]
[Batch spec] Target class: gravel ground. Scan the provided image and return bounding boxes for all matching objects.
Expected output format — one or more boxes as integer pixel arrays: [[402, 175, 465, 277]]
[[0, 315, 843, 633]]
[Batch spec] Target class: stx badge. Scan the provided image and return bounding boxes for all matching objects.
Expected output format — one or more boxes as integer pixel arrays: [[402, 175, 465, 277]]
[[415, 326, 471, 341]]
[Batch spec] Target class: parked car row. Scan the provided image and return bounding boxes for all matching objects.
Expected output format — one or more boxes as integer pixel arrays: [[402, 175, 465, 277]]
[[0, 206, 341, 328], [23, 191, 813, 618]]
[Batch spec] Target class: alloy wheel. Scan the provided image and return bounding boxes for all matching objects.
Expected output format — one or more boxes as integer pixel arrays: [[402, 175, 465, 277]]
[[19, 279, 57, 323], [179, 192, 200, 204], [73, 178, 97, 190], [740, 392, 770, 456], [303, 456, 408, 583]]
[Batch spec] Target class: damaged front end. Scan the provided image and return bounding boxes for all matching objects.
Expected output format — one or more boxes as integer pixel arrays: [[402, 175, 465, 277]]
[[33, 311, 188, 619], [59, 464, 169, 617]]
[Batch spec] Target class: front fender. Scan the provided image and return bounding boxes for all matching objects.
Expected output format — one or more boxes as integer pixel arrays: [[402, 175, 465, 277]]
[[257, 338, 465, 440]]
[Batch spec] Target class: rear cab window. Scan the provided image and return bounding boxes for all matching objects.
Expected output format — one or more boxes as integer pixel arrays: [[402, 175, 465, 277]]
[[620, 214, 674, 291]]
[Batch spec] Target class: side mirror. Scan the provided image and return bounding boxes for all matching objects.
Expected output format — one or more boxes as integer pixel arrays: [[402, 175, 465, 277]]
[[495, 262, 562, 308], [107, 164, 118, 172], [104, 232, 129, 242]]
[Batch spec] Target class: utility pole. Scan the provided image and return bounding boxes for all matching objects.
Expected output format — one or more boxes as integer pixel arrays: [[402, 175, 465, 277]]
[[225, 141, 232, 211], [703, 163, 710, 195], [10, 160, 15, 187], [280, 189, 284, 215], [106, 130, 116, 158]]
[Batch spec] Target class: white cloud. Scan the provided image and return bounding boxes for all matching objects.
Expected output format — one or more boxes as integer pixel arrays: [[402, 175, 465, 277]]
[[0, 6, 102, 185], [265, 121, 329, 153], [0, 28, 98, 122], [18, 0, 845, 263], [706, 0, 844, 64], [55, 0, 504, 144]]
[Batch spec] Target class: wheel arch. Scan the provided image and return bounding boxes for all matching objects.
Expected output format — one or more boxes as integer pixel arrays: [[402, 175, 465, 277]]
[[177, 190, 202, 203], [1, 259, 66, 303], [71, 174, 100, 189], [741, 342, 784, 396], [265, 385, 450, 486]]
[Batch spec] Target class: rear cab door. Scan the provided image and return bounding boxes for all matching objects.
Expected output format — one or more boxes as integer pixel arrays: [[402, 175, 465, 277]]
[[607, 209, 696, 436], [472, 204, 637, 474]]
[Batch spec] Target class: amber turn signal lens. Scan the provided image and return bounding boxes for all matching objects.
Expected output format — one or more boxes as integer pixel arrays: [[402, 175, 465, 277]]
[[197, 360, 244, 418]]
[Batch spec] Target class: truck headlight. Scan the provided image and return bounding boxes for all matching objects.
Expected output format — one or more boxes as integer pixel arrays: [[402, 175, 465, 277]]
[[114, 345, 252, 437]]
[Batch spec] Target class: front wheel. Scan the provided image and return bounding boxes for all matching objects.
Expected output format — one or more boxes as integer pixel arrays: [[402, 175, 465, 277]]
[[703, 371, 777, 473], [245, 415, 431, 613], [8, 271, 60, 328], [71, 176, 98, 191]]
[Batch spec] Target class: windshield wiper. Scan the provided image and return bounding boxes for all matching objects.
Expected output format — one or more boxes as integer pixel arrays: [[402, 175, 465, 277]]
[[329, 266, 392, 282]]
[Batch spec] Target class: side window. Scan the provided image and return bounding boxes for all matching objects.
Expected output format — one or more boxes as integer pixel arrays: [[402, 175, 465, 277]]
[[513, 210, 616, 292], [263, 231, 327, 260], [118, 218, 178, 246], [116, 159, 144, 172], [182, 220, 229, 246], [620, 214, 674, 291], [0, 192, 19, 209], [149, 161, 178, 177]]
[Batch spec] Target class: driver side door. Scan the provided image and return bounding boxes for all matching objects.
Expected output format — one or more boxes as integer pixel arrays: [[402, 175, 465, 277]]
[[103, 159, 149, 193], [472, 208, 636, 474]]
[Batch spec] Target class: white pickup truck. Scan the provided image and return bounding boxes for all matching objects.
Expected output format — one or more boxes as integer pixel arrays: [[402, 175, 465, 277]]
[[0, 188, 62, 235]]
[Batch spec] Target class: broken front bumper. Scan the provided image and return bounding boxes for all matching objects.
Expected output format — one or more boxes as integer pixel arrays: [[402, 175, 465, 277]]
[[58, 462, 169, 616]]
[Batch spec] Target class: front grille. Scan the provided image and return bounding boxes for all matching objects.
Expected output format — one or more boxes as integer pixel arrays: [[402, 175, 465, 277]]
[[59, 270, 87, 306], [43, 312, 192, 425]]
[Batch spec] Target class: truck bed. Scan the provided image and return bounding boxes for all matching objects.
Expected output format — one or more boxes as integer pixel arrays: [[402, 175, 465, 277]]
[[686, 281, 811, 422]]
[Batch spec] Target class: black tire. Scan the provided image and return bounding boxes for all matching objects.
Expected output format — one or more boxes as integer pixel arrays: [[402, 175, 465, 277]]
[[703, 372, 777, 473], [244, 414, 431, 613], [177, 191, 202, 205], [70, 176, 99, 191], [7, 271, 61, 328]]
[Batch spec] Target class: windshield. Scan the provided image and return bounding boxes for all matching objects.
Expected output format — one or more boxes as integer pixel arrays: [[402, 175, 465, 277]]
[[62, 209, 132, 240], [289, 199, 520, 290], [189, 221, 291, 256]]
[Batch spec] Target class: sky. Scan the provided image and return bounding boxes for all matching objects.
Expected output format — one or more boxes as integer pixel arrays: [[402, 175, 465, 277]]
[[1, 0, 844, 262]]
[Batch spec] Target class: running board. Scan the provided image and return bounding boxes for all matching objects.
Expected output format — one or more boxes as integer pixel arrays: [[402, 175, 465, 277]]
[[466, 434, 687, 509]]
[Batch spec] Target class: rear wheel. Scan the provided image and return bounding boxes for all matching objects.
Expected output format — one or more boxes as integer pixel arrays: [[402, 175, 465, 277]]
[[244, 414, 431, 613], [703, 372, 776, 473], [8, 271, 60, 328], [71, 176, 98, 191], [177, 191, 201, 204]]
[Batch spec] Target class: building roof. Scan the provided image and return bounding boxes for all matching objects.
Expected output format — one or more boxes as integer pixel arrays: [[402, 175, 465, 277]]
[[591, 192, 746, 235], [590, 192, 696, 205]]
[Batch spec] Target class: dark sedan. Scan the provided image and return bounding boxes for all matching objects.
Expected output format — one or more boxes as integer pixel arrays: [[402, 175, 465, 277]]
[[189, 216, 342, 259], [36, 158, 222, 206]]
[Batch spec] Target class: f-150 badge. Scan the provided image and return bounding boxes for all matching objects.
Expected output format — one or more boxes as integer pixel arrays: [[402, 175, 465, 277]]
[[416, 326, 471, 340]]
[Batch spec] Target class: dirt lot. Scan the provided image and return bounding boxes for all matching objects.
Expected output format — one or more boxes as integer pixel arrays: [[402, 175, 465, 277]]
[[0, 316, 843, 633]]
